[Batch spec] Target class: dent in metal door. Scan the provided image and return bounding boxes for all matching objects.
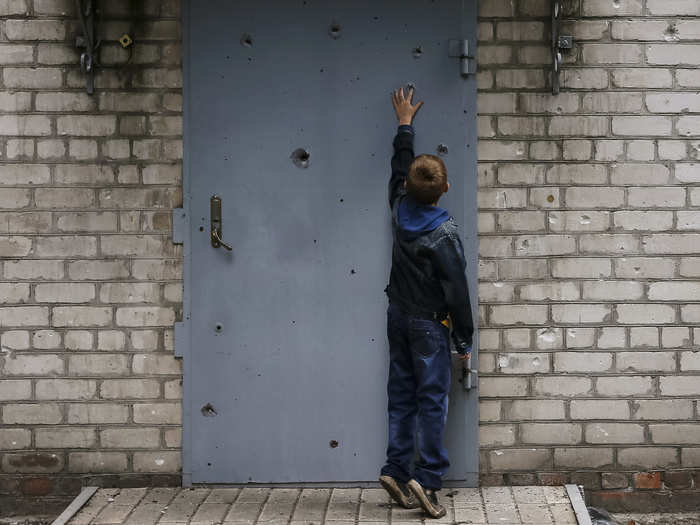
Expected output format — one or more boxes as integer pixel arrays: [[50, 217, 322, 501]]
[[180, 0, 478, 485]]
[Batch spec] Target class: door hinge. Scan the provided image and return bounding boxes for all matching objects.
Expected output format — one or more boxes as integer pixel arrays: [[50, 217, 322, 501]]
[[462, 357, 478, 391], [448, 39, 476, 77]]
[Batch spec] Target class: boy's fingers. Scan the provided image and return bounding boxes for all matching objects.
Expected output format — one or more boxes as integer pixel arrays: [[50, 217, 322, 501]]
[[398, 87, 405, 101], [413, 100, 424, 113], [407, 87, 414, 102]]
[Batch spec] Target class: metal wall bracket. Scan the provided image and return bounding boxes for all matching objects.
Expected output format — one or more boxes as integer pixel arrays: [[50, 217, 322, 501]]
[[552, 1, 573, 95], [448, 39, 476, 77], [74, 0, 100, 94]]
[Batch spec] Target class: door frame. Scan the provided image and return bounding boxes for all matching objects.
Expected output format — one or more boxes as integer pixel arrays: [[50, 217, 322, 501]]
[[176, 0, 479, 487]]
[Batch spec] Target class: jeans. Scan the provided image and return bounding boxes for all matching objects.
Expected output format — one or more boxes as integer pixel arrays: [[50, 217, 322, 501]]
[[380, 302, 451, 490]]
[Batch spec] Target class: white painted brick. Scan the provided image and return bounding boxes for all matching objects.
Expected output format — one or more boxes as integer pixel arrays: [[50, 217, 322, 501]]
[[582, 0, 642, 16], [552, 304, 611, 324], [676, 164, 700, 183], [133, 402, 181, 424], [37, 139, 66, 159], [67, 403, 128, 424], [628, 187, 685, 208], [597, 376, 654, 396], [479, 377, 528, 397], [100, 378, 160, 400], [678, 117, 700, 137], [32, 329, 61, 349], [37, 43, 79, 64], [521, 423, 581, 445], [566, 187, 623, 209], [661, 327, 690, 348], [506, 400, 565, 421], [495, 69, 546, 89], [650, 424, 700, 445], [519, 93, 579, 114], [0, 428, 31, 449], [480, 425, 516, 446], [598, 326, 629, 350], [489, 448, 551, 471], [549, 116, 607, 137], [68, 260, 129, 280], [496, 353, 550, 374], [1, 330, 29, 350], [3, 68, 62, 89], [582, 281, 643, 301], [115, 307, 175, 327], [627, 141, 655, 162], [480, 400, 501, 422], [478, 188, 527, 209], [515, 235, 576, 256], [611, 20, 670, 41], [99, 283, 160, 303], [554, 352, 612, 373], [52, 306, 111, 327], [612, 116, 672, 136], [3, 403, 62, 424], [643, 234, 700, 254], [647, 0, 700, 15], [678, 69, 700, 88], [535, 328, 563, 350], [54, 164, 114, 185], [614, 211, 673, 231], [617, 304, 676, 324], [132, 353, 181, 375], [2, 353, 63, 375], [100, 428, 160, 448], [630, 327, 659, 348], [611, 68, 672, 89], [619, 447, 678, 469], [547, 164, 607, 184], [617, 351, 676, 373], [68, 452, 127, 473], [659, 141, 687, 161], [68, 354, 128, 376], [562, 140, 592, 161], [633, 400, 693, 420], [533, 377, 593, 397], [595, 140, 624, 161], [489, 305, 547, 325], [660, 376, 700, 396], [133, 451, 180, 473], [566, 328, 596, 349], [530, 188, 560, 208], [649, 282, 700, 301], [497, 117, 546, 136], [0, 306, 49, 327], [0, 380, 31, 401], [571, 400, 629, 420], [585, 423, 645, 444], [36, 379, 96, 400], [504, 328, 531, 349], [5, 19, 64, 40], [562, 68, 608, 89], [680, 351, 700, 371], [582, 44, 642, 64], [97, 330, 125, 351], [552, 258, 611, 278], [611, 164, 669, 186], [615, 257, 675, 278], [64, 330, 93, 350], [35, 283, 95, 303], [647, 44, 700, 66], [57, 115, 116, 136], [519, 282, 579, 301], [554, 447, 613, 469]]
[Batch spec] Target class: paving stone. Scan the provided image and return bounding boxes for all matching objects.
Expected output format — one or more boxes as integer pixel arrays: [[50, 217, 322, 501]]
[[189, 502, 231, 524], [482, 486, 515, 504], [204, 488, 240, 504], [511, 486, 546, 504], [326, 488, 360, 520], [291, 488, 331, 521], [517, 503, 554, 524], [485, 503, 519, 523], [454, 504, 487, 523]]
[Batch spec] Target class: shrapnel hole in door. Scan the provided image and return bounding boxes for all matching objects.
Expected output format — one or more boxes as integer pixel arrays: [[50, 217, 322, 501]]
[[240, 33, 253, 47], [291, 147, 310, 168], [328, 22, 341, 39]]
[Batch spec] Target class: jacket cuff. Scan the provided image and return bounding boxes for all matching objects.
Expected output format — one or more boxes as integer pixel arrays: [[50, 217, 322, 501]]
[[397, 124, 414, 135]]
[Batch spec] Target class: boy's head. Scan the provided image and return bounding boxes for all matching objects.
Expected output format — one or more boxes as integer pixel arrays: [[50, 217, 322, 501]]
[[405, 154, 449, 205]]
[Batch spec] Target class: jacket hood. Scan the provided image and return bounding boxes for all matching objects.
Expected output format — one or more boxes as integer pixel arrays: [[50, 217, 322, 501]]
[[397, 196, 449, 241]]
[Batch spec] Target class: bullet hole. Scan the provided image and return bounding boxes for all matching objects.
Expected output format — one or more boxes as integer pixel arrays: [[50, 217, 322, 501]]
[[412, 46, 423, 58], [199, 226, 204, 232], [201, 403, 217, 417], [207, 462, 212, 466], [291, 148, 310, 168], [215, 323, 223, 333], [320, 68, 325, 73], [547, 194, 555, 203], [225, 55, 230, 60], [350, 269, 356, 275], [373, 16, 379, 21], [240, 33, 253, 47], [313, 239, 317, 243], [330, 440, 339, 448], [329, 23, 342, 39], [291, 320, 296, 324], [339, 198, 344, 202], [247, 57, 253, 62], [371, 338, 375, 342], [436, 143, 449, 156]]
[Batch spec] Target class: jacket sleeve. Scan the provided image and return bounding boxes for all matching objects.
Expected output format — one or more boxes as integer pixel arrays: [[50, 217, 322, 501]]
[[388, 125, 415, 209], [432, 230, 474, 353]]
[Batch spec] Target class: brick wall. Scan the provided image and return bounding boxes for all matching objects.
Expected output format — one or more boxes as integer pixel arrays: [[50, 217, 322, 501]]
[[477, 0, 700, 506], [0, 0, 182, 507], [1, 0, 700, 511]]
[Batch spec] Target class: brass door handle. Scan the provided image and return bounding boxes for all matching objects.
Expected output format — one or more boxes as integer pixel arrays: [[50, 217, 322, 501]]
[[210, 195, 233, 251], [211, 228, 232, 251]]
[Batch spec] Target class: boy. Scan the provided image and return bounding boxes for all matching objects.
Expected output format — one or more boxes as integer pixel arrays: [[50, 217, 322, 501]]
[[379, 87, 474, 519]]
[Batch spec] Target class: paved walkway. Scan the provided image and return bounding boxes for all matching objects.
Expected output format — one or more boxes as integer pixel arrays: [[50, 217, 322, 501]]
[[67, 486, 579, 525]]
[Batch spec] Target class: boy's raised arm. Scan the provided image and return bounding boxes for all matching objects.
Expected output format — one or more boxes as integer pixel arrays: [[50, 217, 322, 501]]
[[388, 87, 423, 208]]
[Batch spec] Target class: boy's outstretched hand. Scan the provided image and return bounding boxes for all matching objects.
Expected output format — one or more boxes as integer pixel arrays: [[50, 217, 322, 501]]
[[392, 87, 423, 126]]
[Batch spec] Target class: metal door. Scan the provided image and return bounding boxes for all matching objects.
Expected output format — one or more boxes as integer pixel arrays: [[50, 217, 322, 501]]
[[179, 0, 478, 485]]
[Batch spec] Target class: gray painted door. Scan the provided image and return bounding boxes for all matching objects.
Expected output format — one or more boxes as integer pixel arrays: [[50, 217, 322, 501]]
[[182, 0, 478, 484]]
